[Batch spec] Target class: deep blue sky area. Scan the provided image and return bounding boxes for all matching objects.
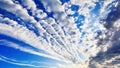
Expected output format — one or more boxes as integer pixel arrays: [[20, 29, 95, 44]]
[[0, 61, 31, 68], [0, 34, 63, 67]]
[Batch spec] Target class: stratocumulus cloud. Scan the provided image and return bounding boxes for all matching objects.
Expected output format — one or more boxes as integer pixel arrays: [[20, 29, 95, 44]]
[[0, 0, 120, 68]]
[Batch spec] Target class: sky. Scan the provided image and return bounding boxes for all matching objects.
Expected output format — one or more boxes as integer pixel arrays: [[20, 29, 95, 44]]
[[0, 0, 120, 68]]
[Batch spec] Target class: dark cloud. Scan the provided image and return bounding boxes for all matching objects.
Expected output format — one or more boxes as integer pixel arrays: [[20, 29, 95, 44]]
[[104, 1, 120, 29], [89, 1, 120, 68]]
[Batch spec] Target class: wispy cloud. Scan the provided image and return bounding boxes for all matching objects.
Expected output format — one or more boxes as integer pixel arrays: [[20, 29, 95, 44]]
[[0, 55, 51, 68], [0, 0, 119, 68]]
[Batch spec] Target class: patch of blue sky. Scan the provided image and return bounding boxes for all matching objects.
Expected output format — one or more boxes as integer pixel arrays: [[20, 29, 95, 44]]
[[67, 8, 86, 42], [105, 10, 116, 23], [0, 61, 31, 68], [0, 8, 24, 25], [0, 8, 40, 36], [14, 0, 32, 16], [0, 33, 67, 66], [68, 12, 84, 30], [33, 0, 54, 18], [88, 2, 101, 32], [75, 15, 85, 27], [60, 0, 70, 4], [73, 12, 79, 17], [91, 2, 101, 15], [71, 5, 80, 11], [24, 22, 40, 36], [74, 2, 102, 44], [0, 8, 39, 36], [0, 41, 64, 67], [68, 4, 84, 30], [16, 0, 41, 21], [0, 33, 49, 56], [33, 0, 45, 12], [0, 45, 41, 62], [89, 2, 101, 26], [0, 0, 53, 36], [23, 23, 40, 36], [75, 14, 85, 39]]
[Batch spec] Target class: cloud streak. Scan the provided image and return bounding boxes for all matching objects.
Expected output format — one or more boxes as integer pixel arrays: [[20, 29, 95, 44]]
[[0, 0, 119, 68]]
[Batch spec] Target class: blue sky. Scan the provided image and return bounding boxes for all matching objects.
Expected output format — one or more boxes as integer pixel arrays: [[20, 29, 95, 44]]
[[0, 0, 120, 68], [0, 34, 64, 68]]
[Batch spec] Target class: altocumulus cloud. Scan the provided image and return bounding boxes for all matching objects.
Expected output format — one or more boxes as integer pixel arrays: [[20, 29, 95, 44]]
[[0, 0, 120, 68]]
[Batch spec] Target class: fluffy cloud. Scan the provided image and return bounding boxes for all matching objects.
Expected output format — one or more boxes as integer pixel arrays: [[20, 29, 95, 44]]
[[0, 0, 119, 68], [89, 1, 120, 67]]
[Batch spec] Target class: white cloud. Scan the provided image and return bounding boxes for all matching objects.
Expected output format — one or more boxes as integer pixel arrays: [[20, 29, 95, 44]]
[[0, 23, 70, 63], [40, 0, 64, 12], [0, 0, 119, 68], [18, 0, 47, 20], [0, 0, 37, 23], [0, 55, 50, 68]]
